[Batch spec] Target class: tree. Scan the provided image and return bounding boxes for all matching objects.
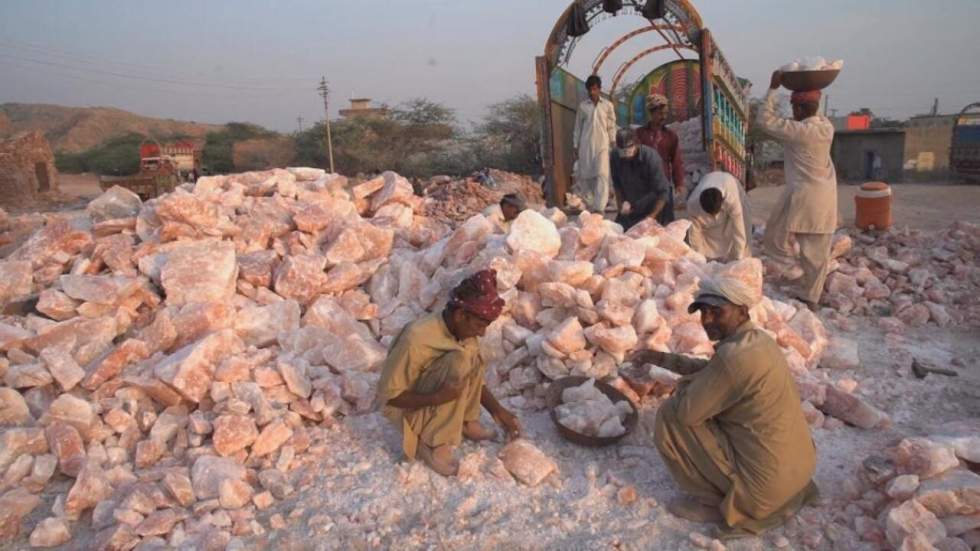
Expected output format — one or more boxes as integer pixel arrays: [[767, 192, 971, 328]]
[[202, 122, 275, 174], [475, 94, 542, 175]]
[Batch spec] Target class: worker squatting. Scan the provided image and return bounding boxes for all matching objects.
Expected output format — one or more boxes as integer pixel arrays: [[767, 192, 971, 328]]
[[376, 67, 837, 540]]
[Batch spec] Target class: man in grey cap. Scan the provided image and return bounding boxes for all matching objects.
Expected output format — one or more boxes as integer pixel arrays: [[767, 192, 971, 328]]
[[610, 128, 674, 229], [630, 276, 817, 539]]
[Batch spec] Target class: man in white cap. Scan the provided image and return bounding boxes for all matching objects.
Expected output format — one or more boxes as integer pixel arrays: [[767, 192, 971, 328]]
[[573, 74, 617, 213], [686, 171, 752, 262], [631, 276, 817, 539]]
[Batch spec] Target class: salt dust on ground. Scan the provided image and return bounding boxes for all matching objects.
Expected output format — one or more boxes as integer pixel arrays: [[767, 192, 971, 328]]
[[240, 322, 978, 551]]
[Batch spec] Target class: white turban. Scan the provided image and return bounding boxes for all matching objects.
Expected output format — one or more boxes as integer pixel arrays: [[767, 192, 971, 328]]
[[688, 276, 761, 313]]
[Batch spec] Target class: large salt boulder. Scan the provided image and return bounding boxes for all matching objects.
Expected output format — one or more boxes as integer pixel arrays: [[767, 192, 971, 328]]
[[87, 186, 142, 223], [506, 211, 561, 259], [160, 240, 238, 306]]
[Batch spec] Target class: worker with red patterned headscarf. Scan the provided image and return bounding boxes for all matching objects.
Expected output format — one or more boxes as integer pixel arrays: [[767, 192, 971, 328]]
[[757, 71, 838, 310], [377, 270, 521, 476]]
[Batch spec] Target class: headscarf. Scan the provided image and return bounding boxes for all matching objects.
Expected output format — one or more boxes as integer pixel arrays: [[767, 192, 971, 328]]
[[790, 90, 822, 105], [688, 276, 761, 313], [646, 93, 669, 109], [448, 269, 504, 322]]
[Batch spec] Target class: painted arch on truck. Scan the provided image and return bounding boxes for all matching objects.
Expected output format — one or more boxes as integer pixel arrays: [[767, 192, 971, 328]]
[[535, 0, 708, 206]]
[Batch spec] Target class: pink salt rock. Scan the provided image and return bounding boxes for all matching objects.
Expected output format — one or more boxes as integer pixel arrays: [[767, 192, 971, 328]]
[[351, 175, 385, 200], [0, 261, 34, 307], [0, 428, 47, 472], [370, 172, 415, 212], [886, 499, 947, 548], [887, 474, 921, 501], [891, 438, 961, 479], [301, 297, 386, 372], [153, 329, 245, 403], [212, 415, 259, 457], [605, 236, 645, 267], [39, 344, 85, 391], [0, 488, 42, 540], [924, 302, 952, 327], [191, 455, 247, 502], [237, 250, 278, 288], [547, 260, 594, 287], [819, 385, 889, 429], [36, 289, 79, 321], [498, 439, 557, 486], [321, 262, 365, 294], [546, 317, 586, 355], [584, 323, 638, 360], [324, 223, 394, 266], [81, 338, 150, 390], [915, 469, 980, 517], [41, 393, 95, 435], [0, 388, 31, 426], [831, 234, 853, 258], [251, 419, 293, 457], [233, 299, 300, 347], [28, 516, 71, 547], [45, 421, 86, 477], [273, 255, 327, 305], [87, 185, 142, 223], [160, 240, 238, 306], [897, 304, 931, 327], [506, 210, 561, 259], [65, 462, 112, 520], [879, 316, 906, 334]]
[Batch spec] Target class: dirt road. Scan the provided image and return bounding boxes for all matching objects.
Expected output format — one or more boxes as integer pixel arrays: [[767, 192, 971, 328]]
[[746, 181, 980, 231]]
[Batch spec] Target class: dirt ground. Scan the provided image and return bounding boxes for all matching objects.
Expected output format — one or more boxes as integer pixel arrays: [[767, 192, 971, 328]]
[[746, 180, 980, 230]]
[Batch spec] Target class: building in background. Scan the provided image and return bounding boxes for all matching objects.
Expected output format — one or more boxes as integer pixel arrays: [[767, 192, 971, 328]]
[[903, 114, 956, 179], [831, 128, 906, 182], [0, 131, 58, 203], [339, 98, 390, 119]]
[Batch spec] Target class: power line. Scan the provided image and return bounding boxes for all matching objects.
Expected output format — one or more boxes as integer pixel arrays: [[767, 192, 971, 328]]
[[0, 37, 318, 84], [0, 51, 309, 92]]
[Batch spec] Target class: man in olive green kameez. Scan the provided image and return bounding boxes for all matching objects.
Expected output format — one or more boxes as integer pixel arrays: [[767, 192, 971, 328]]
[[631, 277, 818, 539], [377, 269, 521, 476]]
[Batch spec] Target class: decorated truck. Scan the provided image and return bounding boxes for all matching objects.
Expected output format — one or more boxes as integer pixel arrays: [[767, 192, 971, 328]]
[[951, 102, 980, 182], [535, 0, 750, 207]]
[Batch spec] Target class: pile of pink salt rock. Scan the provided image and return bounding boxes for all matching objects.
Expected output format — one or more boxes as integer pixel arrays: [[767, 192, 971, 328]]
[[0, 165, 871, 548], [419, 169, 544, 225], [828, 423, 980, 550], [766, 222, 980, 332]]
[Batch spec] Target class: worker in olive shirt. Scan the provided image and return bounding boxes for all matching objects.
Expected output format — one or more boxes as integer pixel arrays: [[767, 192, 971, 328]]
[[377, 270, 521, 476], [631, 276, 817, 539], [610, 129, 674, 229]]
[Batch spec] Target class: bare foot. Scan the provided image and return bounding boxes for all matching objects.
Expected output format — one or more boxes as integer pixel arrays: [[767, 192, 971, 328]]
[[667, 496, 723, 524], [418, 444, 457, 476], [462, 421, 496, 441]]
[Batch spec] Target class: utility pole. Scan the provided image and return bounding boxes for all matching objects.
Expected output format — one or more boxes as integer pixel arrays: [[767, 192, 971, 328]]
[[824, 94, 830, 117], [317, 77, 335, 173], [296, 116, 303, 133], [931, 97, 939, 116]]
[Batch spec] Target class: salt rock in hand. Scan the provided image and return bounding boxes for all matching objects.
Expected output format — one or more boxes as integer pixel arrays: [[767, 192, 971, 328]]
[[498, 439, 557, 486]]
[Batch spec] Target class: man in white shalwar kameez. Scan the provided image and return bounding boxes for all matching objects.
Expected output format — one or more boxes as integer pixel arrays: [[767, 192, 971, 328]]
[[686, 171, 752, 262], [757, 70, 838, 309], [573, 74, 617, 213]]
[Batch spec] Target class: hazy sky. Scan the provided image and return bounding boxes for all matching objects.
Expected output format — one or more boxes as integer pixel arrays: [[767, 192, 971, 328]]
[[2, 1, 978, 132]]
